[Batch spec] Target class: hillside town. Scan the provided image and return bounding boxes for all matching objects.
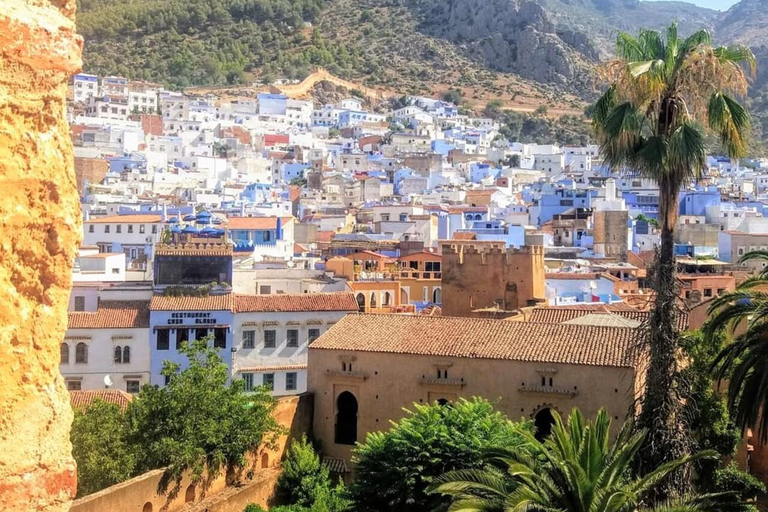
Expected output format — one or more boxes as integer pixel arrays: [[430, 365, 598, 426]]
[[61, 71, 768, 481]]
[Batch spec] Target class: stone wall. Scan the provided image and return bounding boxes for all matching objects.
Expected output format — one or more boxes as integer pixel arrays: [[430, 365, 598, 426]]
[[70, 394, 313, 512], [0, 1, 83, 511], [73, 157, 109, 196]]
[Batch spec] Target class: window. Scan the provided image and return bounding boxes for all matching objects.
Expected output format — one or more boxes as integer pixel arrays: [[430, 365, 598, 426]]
[[126, 380, 140, 393], [116, 225, 122, 233], [127, 225, 134, 233], [264, 330, 276, 348], [242, 373, 254, 391], [66, 380, 82, 391], [105, 225, 110, 233], [195, 328, 208, 342], [263, 373, 274, 390], [243, 330, 255, 349], [74, 296, 85, 311], [164, 374, 171, 386], [213, 328, 226, 349], [286, 372, 297, 391], [704, 288, 713, 297], [157, 329, 170, 350], [114, 346, 123, 364], [717, 288, 726, 296], [75, 343, 88, 364], [308, 329, 320, 343], [381, 214, 390, 221], [88, 225, 94, 233], [152, 225, 157, 234], [139, 225, 146, 234], [287, 329, 299, 347], [60, 343, 69, 364], [112, 268, 120, 274], [259, 285, 271, 294], [123, 346, 131, 364]]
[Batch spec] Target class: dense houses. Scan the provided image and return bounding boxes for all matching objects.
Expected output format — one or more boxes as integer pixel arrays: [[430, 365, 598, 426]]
[[64, 72, 768, 476]]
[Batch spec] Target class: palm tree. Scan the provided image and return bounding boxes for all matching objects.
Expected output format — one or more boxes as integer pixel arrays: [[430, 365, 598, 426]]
[[429, 409, 721, 512], [706, 251, 768, 441], [592, 22, 754, 492]]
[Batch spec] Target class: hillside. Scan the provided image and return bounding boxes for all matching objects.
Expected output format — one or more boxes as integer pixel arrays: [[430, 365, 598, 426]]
[[76, 0, 768, 151]]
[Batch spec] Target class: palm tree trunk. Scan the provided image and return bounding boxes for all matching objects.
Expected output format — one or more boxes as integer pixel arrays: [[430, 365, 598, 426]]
[[635, 177, 689, 498]]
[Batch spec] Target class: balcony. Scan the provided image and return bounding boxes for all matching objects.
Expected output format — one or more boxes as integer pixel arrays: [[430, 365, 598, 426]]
[[398, 270, 442, 280], [518, 385, 578, 398], [420, 377, 466, 388]]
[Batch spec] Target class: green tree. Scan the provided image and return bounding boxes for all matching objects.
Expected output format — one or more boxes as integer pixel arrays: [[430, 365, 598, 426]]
[[442, 89, 462, 105], [126, 338, 281, 485], [431, 409, 720, 512], [277, 435, 349, 511], [707, 251, 768, 439], [483, 100, 503, 120], [70, 399, 137, 497], [592, 23, 754, 495], [350, 397, 532, 512]]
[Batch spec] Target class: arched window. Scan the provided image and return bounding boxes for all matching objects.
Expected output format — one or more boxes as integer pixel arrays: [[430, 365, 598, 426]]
[[370, 292, 377, 308], [261, 452, 269, 468], [184, 485, 195, 503], [60, 343, 69, 364], [142, 503, 153, 512], [534, 408, 555, 441], [356, 293, 366, 312], [75, 343, 88, 364], [383, 292, 391, 306], [123, 346, 131, 364], [335, 391, 358, 445], [432, 288, 442, 304], [114, 346, 122, 364]]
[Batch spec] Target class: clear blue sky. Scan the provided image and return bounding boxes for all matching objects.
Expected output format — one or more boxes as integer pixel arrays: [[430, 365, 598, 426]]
[[646, 0, 738, 10]]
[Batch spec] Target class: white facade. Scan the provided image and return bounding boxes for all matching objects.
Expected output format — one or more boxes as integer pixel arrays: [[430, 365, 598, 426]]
[[73, 73, 100, 103]]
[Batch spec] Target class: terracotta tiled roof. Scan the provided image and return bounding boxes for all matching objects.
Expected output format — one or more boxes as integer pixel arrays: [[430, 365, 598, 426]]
[[226, 216, 279, 230], [453, 232, 477, 240], [70, 389, 134, 411], [68, 301, 150, 329], [85, 214, 163, 224], [149, 294, 234, 311], [527, 305, 688, 331], [235, 292, 358, 313], [310, 314, 640, 368]]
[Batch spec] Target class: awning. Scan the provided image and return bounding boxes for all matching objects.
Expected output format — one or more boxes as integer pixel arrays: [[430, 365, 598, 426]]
[[153, 324, 230, 330]]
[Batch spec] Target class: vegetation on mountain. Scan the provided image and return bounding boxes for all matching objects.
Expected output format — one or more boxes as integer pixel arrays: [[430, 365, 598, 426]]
[[350, 397, 531, 512], [430, 409, 723, 512], [498, 110, 593, 146], [593, 22, 754, 498], [70, 337, 280, 497]]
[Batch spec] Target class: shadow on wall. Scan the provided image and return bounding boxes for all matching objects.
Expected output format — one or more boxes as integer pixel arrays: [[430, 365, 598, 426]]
[[70, 394, 314, 512]]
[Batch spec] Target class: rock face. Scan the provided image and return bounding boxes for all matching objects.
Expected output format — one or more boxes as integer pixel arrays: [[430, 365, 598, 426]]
[[413, 0, 595, 88], [0, 1, 82, 511]]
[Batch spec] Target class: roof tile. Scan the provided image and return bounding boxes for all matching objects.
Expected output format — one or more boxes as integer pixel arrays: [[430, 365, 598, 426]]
[[68, 301, 150, 329], [149, 294, 234, 311], [69, 389, 134, 411], [310, 314, 640, 368], [235, 292, 359, 313]]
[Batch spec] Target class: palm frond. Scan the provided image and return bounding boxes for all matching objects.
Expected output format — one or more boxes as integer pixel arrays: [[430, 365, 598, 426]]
[[708, 92, 750, 158]]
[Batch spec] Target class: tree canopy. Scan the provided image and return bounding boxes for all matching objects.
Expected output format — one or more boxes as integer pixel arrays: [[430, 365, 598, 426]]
[[350, 397, 532, 512]]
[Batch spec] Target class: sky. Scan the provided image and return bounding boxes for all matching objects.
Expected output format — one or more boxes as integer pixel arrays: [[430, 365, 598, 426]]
[[646, 0, 739, 10]]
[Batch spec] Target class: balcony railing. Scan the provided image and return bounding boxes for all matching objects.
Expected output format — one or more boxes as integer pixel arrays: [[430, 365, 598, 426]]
[[398, 270, 442, 280]]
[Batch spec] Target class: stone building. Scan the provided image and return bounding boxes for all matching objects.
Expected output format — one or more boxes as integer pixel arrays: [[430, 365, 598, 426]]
[[440, 241, 546, 317], [307, 314, 643, 472]]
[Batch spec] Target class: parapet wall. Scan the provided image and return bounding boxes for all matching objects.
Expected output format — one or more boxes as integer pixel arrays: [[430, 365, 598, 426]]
[[70, 394, 313, 512], [0, 1, 83, 511]]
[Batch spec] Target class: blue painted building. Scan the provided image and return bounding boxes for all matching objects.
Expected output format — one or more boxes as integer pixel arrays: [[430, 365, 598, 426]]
[[149, 297, 234, 386], [257, 93, 287, 115], [228, 217, 283, 252], [679, 187, 720, 216], [469, 163, 500, 183]]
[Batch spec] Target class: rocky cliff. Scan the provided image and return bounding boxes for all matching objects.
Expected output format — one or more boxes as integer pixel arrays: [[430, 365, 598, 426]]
[[0, 1, 83, 511], [412, 0, 595, 89]]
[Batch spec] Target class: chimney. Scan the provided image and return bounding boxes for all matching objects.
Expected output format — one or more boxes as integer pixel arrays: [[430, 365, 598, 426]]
[[606, 178, 616, 202]]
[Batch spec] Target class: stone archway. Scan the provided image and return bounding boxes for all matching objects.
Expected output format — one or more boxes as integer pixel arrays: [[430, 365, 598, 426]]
[[335, 391, 358, 445], [261, 452, 269, 468], [356, 293, 365, 312], [184, 484, 196, 503], [534, 407, 556, 441]]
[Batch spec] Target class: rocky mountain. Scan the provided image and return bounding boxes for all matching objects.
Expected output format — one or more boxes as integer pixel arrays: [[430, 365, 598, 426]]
[[76, 0, 768, 150]]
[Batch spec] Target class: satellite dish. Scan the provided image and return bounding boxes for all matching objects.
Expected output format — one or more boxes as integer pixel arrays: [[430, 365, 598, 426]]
[[104, 375, 113, 388]]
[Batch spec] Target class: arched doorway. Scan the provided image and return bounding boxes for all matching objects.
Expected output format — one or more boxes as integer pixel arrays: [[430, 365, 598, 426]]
[[437, 398, 449, 406], [432, 288, 442, 304], [142, 503, 153, 512], [184, 484, 195, 503], [335, 391, 358, 445], [534, 408, 555, 441], [370, 292, 377, 309], [356, 293, 365, 312], [261, 452, 269, 468]]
